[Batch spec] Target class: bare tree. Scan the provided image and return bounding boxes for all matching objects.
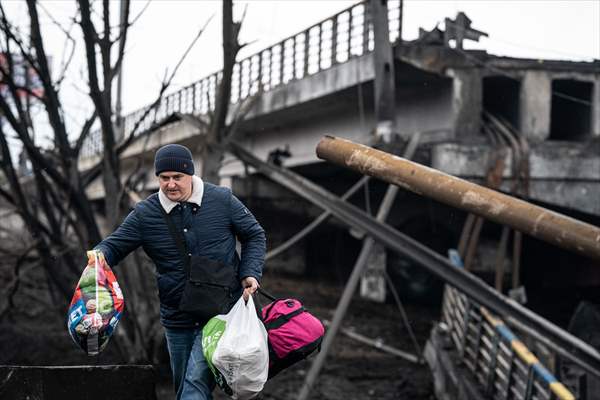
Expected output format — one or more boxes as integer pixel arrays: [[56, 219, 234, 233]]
[[0, 0, 156, 362], [199, 0, 251, 184], [0, 1, 102, 300]]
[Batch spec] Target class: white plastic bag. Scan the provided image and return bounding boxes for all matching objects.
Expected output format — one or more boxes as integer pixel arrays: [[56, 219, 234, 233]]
[[203, 295, 269, 400]]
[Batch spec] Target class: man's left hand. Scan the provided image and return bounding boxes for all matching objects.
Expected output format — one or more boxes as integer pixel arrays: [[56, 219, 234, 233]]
[[241, 276, 259, 301]]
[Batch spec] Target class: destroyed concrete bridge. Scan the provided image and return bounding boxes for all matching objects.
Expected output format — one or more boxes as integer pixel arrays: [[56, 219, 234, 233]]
[[6, 0, 598, 399]]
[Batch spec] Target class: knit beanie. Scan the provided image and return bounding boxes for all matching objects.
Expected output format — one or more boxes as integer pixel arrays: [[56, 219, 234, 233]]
[[154, 144, 195, 176]]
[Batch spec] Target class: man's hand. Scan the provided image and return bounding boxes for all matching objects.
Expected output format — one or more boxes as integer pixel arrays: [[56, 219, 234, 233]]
[[241, 276, 259, 301]]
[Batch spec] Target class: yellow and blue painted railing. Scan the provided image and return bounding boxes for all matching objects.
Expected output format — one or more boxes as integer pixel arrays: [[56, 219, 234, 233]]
[[480, 307, 574, 400], [443, 249, 575, 400]]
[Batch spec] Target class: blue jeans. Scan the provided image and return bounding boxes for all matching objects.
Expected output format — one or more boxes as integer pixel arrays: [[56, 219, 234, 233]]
[[164, 327, 215, 400]]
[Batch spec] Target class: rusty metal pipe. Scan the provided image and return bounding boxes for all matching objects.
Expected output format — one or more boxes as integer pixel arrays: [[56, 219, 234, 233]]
[[316, 136, 600, 261]]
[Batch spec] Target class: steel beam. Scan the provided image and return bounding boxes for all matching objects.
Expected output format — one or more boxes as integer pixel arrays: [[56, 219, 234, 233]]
[[296, 133, 421, 400], [316, 135, 600, 261], [371, 0, 396, 141]]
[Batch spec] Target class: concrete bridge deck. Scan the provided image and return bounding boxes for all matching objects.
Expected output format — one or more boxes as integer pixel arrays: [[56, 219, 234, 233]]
[[78, 1, 600, 217]]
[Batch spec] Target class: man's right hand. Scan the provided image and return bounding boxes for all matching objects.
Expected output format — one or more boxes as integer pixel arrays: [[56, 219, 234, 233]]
[[241, 276, 259, 301]]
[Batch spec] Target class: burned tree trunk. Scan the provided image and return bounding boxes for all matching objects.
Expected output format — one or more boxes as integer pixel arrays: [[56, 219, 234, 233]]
[[200, 0, 244, 184]]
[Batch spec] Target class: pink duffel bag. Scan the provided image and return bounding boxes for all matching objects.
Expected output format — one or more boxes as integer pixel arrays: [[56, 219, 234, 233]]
[[257, 288, 325, 378]]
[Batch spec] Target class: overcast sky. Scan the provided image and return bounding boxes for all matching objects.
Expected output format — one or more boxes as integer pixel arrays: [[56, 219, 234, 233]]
[[3, 0, 599, 140]]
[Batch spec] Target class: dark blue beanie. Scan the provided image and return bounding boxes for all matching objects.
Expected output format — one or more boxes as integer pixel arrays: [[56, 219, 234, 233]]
[[154, 144, 195, 176]]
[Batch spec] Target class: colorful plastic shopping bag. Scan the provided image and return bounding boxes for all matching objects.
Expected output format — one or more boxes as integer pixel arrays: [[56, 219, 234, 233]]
[[203, 295, 269, 400], [67, 250, 124, 355]]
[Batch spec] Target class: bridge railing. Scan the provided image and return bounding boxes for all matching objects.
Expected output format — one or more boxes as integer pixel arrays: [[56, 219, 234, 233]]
[[442, 284, 576, 400], [81, 0, 403, 158]]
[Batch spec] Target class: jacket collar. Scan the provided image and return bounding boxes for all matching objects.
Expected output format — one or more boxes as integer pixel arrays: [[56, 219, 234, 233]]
[[158, 175, 204, 214]]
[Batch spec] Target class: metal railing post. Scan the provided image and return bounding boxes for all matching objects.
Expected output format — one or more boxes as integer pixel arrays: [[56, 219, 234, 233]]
[[303, 31, 309, 77], [504, 352, 515, 400], [316, 25, 322, 71], [524, 366, 535, 400], [291, 36, 297, 80], [331, 15, 338, 65], [257, 53, 263, 93], [346, 10, 354, 60], [362, 3, 370, 55], [278, 43, 284, 85], [486, 333, 501, 396], [459, 300, 472, 358]]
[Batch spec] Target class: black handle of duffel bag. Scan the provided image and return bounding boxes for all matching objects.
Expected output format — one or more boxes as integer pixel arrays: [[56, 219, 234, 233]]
[[257, 287, 300, 322], [256, 287, 277, 302], [255, 287, 282, 323]]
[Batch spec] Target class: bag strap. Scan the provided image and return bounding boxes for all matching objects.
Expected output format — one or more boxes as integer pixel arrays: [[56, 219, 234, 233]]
[[256, 287, 277, 301], [160, 207, 191, 278], [250, 293, 265, 321], [256, 287, 282, 320], [264, 307, 306, 330]]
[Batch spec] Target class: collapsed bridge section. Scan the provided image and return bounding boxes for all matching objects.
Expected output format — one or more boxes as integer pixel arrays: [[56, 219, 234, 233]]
[[227, 137, 600, 399]]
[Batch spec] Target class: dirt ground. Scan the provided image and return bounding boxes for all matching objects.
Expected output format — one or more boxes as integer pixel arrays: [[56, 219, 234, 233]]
[[156, 271, 438, 400], [0, 261, 438, 400]]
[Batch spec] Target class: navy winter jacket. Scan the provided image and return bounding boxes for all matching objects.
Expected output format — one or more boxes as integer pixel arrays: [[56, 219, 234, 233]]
[[95, 181, 266, 328]]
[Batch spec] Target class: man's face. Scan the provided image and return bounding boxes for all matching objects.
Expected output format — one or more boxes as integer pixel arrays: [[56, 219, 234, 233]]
[[158, 172, 193, 202]]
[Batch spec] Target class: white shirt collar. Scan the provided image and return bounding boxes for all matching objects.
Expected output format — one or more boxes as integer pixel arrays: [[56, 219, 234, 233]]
[[158, 175, 204, 214]]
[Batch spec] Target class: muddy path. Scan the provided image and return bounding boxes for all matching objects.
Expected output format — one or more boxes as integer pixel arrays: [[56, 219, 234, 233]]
[[158, 272, 438, 400], [0, 259, 438, 400]]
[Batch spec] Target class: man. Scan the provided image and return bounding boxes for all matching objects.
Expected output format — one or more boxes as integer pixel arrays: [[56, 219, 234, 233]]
[[95, 143, 266, 400]]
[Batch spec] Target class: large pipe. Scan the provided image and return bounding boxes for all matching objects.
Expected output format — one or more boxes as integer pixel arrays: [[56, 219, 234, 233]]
[[316, 136, 600, 261]]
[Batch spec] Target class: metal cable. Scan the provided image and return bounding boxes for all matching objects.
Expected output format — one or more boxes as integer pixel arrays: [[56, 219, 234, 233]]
[[383, 269, 423, 362]]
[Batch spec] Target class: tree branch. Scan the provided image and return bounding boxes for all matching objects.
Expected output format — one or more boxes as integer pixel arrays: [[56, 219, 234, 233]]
[[0, 184, 15, 205], [129, 0, 151, 27], [109, 0, 130, 82], [74, 110, 98, 156], [37, 1, 77, 88], [91, 12, 213, 161], [0, 94, 71, 192], [0, 243, 38, 321], [26, 0, 74, 163], [0, 4, 43, 79], [210, 0, 241, 143]]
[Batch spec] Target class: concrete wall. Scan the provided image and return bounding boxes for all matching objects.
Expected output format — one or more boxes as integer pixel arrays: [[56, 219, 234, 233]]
[[221, 102, 376, 177], [447, 68, 483, 139], [395, 79, 454, 140], [244, 54, 375, 121], [431, 142, 600, 216], [519, 71, 552, 142], [519, 70, 599, 142]]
